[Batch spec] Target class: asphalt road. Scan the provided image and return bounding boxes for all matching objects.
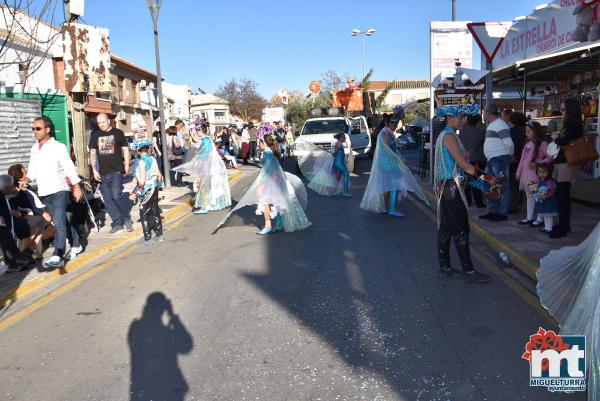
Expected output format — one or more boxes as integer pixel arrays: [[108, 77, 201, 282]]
[[0, 159, 586, 401]]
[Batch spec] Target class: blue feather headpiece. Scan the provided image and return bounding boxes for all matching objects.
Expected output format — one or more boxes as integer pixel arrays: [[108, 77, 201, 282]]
[[132, 138, 154, 151], [435, 104, 480, 118]]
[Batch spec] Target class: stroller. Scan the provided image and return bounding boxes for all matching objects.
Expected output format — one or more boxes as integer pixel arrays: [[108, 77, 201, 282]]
[[216, 143, 235, 169], [68, 177, 106, 234]]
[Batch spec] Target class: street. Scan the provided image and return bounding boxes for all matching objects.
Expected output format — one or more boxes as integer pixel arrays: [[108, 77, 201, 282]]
[[0, 159, 585, 401]]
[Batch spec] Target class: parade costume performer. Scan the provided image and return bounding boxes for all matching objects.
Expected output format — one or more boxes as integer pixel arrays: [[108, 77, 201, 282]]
[[537, 222, 600, 401], [129, 139, 164, 244], [295, 133, 351, 197], [173, 125, 231, 215], [360, 113, 428, 216], [216, 135, 310, 235], [434, 104, 491, 282]]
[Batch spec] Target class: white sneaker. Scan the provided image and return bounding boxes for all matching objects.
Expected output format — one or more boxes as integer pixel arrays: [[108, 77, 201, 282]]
[[66, 246, 83, 260], [43, 255, 64, 268]]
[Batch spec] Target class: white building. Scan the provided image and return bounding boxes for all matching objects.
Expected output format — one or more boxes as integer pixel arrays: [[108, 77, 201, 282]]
[[190, 93, 232, 134], [0, 6, 62, 95], [162, 82, 191, 125], [368, 80, 430, 107]]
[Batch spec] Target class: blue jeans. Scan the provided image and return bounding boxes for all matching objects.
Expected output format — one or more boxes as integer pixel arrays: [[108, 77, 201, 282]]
[[100, 172, 131, 227], [41, 191, 70, 258], [486, 154, 511, 216]]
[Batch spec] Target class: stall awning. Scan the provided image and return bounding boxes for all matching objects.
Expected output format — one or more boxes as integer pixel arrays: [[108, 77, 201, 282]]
[[494, 41, 600, 84]]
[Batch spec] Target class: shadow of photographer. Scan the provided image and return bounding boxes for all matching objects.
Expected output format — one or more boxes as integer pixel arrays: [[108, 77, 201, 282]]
[[128, 292, 193, 401]]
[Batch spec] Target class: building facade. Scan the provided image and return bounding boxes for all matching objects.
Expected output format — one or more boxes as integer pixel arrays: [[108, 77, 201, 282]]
[[190, 93, 232, 135], [0, 6, 70, 147], [368, 80, 430, 107]]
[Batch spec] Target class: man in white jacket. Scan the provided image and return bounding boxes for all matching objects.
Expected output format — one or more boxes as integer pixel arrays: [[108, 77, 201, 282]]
[[480, 103, 514, 222]]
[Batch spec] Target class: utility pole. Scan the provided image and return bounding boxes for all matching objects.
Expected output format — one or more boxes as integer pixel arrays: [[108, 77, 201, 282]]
[[146, 0, 171, 187], [452, 0, 456, 21]]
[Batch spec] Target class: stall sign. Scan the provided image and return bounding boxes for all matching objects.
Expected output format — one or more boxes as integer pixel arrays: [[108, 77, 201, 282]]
[[495, 0, 580, 70]]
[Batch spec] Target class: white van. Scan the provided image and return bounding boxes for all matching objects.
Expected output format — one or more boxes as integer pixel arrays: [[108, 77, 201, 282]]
[[298, 110, 371, 157]]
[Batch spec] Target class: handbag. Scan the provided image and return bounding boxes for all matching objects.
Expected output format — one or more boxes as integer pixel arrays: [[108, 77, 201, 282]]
[[563, 136, 599, 166]]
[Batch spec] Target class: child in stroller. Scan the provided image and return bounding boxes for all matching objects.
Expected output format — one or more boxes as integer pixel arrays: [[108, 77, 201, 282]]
[[216, 143, 240, 169]]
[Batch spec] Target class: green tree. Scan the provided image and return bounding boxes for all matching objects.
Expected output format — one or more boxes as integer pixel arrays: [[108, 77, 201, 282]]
[[216, 78, 267, 122], [284, 91, 331, 128]]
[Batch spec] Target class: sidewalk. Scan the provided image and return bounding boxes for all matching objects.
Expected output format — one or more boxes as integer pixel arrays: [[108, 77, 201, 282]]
[[0, 170, 242, 313], [417, 179, 600, 280]]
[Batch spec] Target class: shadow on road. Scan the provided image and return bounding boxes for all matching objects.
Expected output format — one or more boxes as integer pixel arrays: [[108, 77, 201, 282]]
[[240, 157, 578, 400], [128, 292, 193, 401]]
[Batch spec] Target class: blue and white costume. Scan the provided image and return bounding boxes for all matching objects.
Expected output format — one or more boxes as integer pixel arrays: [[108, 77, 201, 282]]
[[173, 135, 231, 212], [360, 127, 428, 213], [217, 149, 311, 233], [295, 137, 344, 196], [537, 222, 600, 401]]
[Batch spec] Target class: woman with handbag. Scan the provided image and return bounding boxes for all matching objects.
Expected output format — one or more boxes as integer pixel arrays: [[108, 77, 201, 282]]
[[550, 99, 583, 239]]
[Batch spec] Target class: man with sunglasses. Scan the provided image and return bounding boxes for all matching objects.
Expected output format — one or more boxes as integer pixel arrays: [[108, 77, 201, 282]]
[[23, 117, 83, 268]]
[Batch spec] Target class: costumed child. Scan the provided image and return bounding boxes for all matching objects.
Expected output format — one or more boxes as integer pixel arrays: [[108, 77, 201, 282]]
[[129, 138, 164, 245], [216, 135, 310, 235], [530, 163, 558, 234], [173, 124, 232, 215], [295, 132, 352, 197], [536, 222, 600, 401], [332, 132, 352, 197], [516, 121, 551, 226], [434, 104, 493, 282], [360, 112, 428, 217]]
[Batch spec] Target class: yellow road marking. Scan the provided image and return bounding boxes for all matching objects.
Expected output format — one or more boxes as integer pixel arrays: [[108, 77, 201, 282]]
[[409, 197, 556, 325], [0, 171, 244, 326]]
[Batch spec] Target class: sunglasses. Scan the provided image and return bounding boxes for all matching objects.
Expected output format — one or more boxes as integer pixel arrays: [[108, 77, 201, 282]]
[[31, 126, 44, 131]]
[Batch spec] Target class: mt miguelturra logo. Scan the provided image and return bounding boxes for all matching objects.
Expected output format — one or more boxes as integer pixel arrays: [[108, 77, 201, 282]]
[[522, 327, 586, 392]]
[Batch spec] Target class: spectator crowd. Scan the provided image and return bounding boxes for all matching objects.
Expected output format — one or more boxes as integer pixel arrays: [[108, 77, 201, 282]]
[[457, 100, 584, 240], [1, 114, 300, 274]]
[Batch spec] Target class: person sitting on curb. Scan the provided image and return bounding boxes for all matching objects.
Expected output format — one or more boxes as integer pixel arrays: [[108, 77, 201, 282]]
[[0, 217, 34, 273], [0, 175, 48, 262]]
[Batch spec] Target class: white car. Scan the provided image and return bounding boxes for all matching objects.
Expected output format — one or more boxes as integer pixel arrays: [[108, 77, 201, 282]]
[[298, 115, 371, 157]]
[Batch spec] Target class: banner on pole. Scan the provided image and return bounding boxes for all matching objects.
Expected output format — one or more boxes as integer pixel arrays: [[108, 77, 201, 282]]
[[430, 21, 473, 80]]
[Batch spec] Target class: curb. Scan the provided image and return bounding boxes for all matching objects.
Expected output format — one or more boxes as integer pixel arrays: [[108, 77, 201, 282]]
[[0, 170, 244, 310], [419, 184, 539, 281]]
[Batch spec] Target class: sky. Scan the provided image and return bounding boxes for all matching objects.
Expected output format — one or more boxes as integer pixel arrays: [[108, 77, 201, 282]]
[[76, 0, 543, 97]]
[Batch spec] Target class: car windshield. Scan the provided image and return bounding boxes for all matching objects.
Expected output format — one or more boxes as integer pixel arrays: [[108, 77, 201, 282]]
[[302, 120, 348, 135]]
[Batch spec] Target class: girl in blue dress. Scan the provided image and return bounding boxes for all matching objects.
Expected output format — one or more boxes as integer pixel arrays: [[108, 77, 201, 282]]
[[360, 114, 428, 216], [332, 132, 352, 197], [217, 135, 310, 235], [295, 133, 351, 197], [173, 124, 231, 214]]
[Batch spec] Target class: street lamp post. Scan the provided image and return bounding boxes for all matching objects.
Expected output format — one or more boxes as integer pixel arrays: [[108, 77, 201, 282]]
[[146, 0, 171, 187], [351, 29, 376, 79]]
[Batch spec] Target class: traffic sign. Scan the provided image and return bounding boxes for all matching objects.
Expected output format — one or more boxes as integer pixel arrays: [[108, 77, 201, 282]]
[[467, 22, 511, 63]]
